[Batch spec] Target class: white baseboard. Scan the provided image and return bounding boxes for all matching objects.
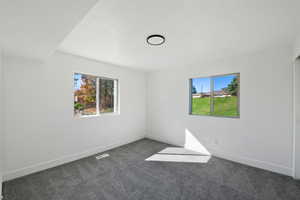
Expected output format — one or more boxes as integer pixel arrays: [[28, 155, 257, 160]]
[[146, 135, 293, 177], [3, 135, 144, 181], [209, 149, 292, 177], [146, 135, 183, 147]]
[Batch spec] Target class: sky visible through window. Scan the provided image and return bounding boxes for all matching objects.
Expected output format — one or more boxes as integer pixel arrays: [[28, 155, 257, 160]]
[[74, 73, 83, 91], [192, 75, 236, 93]]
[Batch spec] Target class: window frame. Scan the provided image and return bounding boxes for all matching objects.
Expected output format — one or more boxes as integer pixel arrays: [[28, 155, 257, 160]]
[[189, 73, 240, 118], [73, 72, 119, 118]]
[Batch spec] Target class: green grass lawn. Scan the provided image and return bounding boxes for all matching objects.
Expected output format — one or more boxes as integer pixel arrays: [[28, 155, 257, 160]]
[[191, 97, 211, 115], [191, 96, 238, 117]]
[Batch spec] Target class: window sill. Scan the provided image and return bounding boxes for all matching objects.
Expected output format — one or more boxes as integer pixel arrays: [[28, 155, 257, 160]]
[[189, 113, 240, 119], [74, 112, 120, 119]]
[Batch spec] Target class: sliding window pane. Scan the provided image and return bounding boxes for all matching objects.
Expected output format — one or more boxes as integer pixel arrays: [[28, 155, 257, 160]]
[[212, 74, 239, 117], [99, 79, 116, 113], [190, 77, 211, 115], [74, 73, 97, 117]]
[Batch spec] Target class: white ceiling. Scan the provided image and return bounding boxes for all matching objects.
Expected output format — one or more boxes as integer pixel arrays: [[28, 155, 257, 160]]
[[0, 0, 299, 70], [59, 0, 300, 71], [0, 0, 97, 59]]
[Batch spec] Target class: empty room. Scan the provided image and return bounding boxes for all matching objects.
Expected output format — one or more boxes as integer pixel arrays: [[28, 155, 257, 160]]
[[1, 0, 300, 199]]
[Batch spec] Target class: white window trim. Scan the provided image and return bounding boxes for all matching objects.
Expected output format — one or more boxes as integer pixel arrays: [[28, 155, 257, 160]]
[[73, 72, 120, 119], [189, 73, 240, 118]]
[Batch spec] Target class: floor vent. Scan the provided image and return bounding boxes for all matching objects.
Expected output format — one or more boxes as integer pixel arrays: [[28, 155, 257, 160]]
[[96, 153, 110, 160]]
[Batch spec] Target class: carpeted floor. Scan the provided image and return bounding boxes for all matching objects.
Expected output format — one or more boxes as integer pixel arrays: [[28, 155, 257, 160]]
[[3, 139, 300, 200]]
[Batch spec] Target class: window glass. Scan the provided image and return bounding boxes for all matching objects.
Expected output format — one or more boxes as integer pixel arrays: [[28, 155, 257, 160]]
[[74, 73, 97, 117], [191, 77, 211, 115], [74, 73, 118, 118], [99, 79, 116, 113], [190, 73, 239, 118], [212, 74, 239, 117]]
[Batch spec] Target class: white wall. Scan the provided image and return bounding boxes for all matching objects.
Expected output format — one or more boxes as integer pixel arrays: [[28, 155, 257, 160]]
[[294, 58, 300, 179], [294, 33, 300, 179], [0, 48, 4, 198], [0, 44, 295, 181], [294, 35, 300, 59], [147, 45, 294, 176], [3, 51, 146, 180]]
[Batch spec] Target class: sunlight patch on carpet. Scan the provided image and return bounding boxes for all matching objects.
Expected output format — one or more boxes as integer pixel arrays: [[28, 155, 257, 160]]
[[146, 147, 211, 163]]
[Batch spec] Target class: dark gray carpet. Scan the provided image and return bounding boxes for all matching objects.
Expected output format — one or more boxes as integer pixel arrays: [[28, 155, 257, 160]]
[[3, 139, 300, 200]]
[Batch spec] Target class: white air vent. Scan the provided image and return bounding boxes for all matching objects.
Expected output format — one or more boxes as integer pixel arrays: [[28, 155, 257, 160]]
[[95, 153, 110, 160]]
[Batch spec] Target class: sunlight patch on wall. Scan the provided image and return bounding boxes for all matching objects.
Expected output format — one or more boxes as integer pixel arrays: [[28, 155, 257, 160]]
[[184, 129, 211, 155]]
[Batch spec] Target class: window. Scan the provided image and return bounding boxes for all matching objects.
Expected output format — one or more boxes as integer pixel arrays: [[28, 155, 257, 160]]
[[74, 73, 118, 117], [190, 73, 240, 117], [99, 78, 116, 113]]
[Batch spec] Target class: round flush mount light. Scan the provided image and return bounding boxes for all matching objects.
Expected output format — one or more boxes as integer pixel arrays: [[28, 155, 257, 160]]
[[147, 34, 165, 46]]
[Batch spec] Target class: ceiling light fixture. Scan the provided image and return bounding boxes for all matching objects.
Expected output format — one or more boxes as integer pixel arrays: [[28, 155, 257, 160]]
[[147, 34, 165, 46]]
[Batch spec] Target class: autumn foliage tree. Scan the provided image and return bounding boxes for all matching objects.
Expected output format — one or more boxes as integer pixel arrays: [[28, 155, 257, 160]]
[[75, 75, 96, 108]]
